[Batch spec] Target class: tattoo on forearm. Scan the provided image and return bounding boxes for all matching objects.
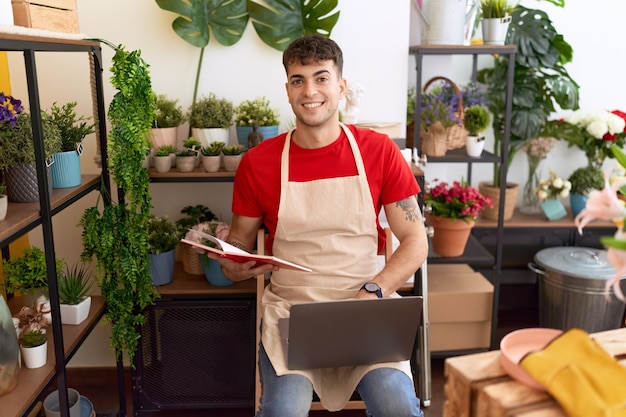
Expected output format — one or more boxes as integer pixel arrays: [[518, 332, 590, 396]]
[[396, 198, 421, 222], [226, 239, 251, 252]]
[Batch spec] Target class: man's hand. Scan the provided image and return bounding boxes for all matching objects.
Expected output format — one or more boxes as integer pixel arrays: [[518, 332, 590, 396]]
[[206, 252, 278, 281]]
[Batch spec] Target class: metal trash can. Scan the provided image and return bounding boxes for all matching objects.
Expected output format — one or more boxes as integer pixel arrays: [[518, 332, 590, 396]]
[[529, 246, 626, 333]]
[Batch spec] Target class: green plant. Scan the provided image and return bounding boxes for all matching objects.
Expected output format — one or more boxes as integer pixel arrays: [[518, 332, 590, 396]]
[[183, 137, 202, 149], [2, 247, 64, 294], [159, 144, 178, 154], [152, 94, 185, 128], [58, 262, 93, 305], [155, 0, 339, 106], [176, 149, 197, 157], [80, 43, 158, 364], [222, 144, 246, 155], [20, 329, 47, 348], [49, 101, 95, 152], [479, 0, 517, 18], [235, 96, 280, 127], [175, 204, 217, 236], [201, 142, 223, 156], [464, 105, 491, 136], [0, 111, 62, 171], [0, 182, 5, 195], [154, 146, 171, 157], [188, 93, 234, 129], [148, 215, 180, 254], [477, 4, 578, 187], [568, 166, 604, 196]]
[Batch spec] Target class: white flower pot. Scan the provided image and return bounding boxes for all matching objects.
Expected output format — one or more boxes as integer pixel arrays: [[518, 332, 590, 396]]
[[466, 135, 486, 157], [60, 296, 92, 326], [176, 156, 196, 173], [191, 127, 230, 147], [202, 155, 221, 173], [223, 154, 243, 172], [43, 388, 81, 417], [0, 194, 7, 221], [21, 341, 47, 369], [482, 16, 512, 45], [148, 126, 178, 149], [153, 155, 172, 173]]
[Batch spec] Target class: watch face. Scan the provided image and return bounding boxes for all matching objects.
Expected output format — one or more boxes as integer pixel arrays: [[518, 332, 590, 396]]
[[364, 282, 380, 292]]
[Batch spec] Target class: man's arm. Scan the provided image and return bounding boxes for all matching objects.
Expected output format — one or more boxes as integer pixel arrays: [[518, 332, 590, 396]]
[[210, 214, 278, 281], [357, 195, 428, 299]]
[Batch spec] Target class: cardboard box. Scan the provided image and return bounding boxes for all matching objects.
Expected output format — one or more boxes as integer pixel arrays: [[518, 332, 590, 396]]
[[12, 0, 79, 33], [428, 269, 493, 351]]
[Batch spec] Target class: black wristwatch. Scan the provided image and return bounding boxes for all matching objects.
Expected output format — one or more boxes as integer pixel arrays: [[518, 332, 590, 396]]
[[361, 282, 383, 298]]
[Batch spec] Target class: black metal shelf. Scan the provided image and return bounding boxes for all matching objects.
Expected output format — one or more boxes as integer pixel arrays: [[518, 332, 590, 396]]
[[427, 235, 494, 265], [0, 34, 109, 417], [410, 44, 516, 350]]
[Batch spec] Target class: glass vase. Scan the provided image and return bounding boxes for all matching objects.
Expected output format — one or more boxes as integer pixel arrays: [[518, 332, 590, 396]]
[[520, 155, 544, 214]]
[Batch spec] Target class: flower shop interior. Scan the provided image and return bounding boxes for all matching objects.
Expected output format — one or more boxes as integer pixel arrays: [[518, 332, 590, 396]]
[[1, 1, 626, 417]]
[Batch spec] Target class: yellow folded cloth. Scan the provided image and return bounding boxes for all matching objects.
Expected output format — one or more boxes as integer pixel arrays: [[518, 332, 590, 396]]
[[520, 327, 626, 417]]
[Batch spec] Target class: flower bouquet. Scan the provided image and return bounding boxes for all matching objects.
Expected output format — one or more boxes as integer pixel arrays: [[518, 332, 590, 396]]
[[551, 109, 626, 167], [425, 179, 493, 257], [420, 77, 465, 157], [535, 170, 571, 221], [0, 93, 22, 128]]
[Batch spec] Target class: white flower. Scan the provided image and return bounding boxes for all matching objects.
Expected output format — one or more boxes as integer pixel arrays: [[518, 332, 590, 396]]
[[559, 188, 570, 198], [563, 180, 572, 190], [537, 189, 548, 200], [552, 178, 564, 189]]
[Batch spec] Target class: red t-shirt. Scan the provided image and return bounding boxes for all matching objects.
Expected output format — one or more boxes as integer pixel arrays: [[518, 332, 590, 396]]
[[232, 124, 420, 254]]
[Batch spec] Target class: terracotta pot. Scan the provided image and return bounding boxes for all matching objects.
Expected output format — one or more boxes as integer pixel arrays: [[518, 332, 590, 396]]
[[478, 182, 519, 221], [426, 213, 475, 257]]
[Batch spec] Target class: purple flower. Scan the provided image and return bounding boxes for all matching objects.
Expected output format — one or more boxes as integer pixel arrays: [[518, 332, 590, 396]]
[[0, 92, 23, 127]]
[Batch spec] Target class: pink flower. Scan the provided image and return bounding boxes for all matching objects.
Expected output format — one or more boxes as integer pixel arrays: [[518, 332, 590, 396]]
[[574, 172, 626, 234], [606, 244, 626, 302]]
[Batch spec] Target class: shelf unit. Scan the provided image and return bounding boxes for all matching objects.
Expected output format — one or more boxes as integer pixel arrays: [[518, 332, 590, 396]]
[[0, 34, 109, 417], [410, 44, 516, 350]]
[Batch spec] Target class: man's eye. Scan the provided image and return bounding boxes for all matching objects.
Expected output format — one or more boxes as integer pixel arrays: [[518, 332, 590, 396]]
[[292, 80, 303, 86], [318, 77, 328, 83]]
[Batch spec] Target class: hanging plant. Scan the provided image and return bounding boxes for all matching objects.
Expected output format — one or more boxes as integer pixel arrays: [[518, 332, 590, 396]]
[[80, 42, 157, 364]]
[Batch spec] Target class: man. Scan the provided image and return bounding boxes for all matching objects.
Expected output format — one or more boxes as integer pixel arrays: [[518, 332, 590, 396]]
[[213, 34, 428, 416]]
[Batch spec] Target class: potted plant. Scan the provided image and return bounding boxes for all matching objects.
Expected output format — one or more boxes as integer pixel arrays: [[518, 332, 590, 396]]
[[222, 144, 246, 172], [148, 215, 180, 286], [568, 166, 604, 218], [58, 262, 93, 325], [2, 246, 64, 305], [479, 0, 517, 45], [418, 86, 460, 157], [185, 220, 234, 286], [157, 143, 178, 168], [477, 3, 578, 220], [48, 101, 95, 189], [425, 179, 493, 257], [149, 94, 185, 150], [0, 110, 62, 202], [535, 170, 571, 221], [464, 104, 491, 157], [234, 96, 280, 146], [175, 205, 218, 275], [201, 142, 224, 173], [188, 93, 234, 147], [152, 146, 171, 173], [19, 329, 47, 369], [175, 149, 197, 173]]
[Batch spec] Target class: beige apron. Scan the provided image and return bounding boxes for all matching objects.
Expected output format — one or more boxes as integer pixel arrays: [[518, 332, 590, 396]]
[[261, 123, 412, 411]]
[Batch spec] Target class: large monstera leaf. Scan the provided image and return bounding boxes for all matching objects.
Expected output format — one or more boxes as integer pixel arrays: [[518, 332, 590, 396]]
[[156, 0, 249, 48], [248, 0, 340, 51]]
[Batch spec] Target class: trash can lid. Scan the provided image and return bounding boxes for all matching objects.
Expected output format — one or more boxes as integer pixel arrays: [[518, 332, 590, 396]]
[[534, 246, 616, 280]]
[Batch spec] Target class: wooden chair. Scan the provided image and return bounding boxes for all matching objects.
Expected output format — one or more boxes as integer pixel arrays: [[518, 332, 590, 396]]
[[254, 228, 431, 412]]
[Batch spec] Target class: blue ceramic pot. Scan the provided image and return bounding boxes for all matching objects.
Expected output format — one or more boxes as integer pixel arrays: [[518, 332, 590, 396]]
[[569, 193, 588, 218], [236, 125, 279, 147], [149, 249, 176, 286], [201, 254, 234, 286], [51, 150, 81, 188]]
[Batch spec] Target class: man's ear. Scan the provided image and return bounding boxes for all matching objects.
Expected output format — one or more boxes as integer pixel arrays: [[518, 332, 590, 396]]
[[338, 77, 347, 99]]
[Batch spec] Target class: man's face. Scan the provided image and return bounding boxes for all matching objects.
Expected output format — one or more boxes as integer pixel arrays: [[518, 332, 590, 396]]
[[285, 59, 346, 128]]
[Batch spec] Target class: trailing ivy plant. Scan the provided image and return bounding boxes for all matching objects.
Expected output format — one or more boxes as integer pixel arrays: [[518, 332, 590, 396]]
[[155, 0, 339, 104], [80, 42, 158, 364]]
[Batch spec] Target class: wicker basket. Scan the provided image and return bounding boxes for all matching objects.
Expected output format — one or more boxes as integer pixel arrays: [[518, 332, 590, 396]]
[[423, 76, 468, 150], [179, 244, 204, 275]]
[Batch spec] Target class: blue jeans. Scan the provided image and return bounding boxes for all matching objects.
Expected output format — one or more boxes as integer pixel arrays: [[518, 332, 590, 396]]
[[256, 343, 425, 417]]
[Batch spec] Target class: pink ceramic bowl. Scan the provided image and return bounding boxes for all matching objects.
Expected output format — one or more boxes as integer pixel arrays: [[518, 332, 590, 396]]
[[499, 327, 563, 390]]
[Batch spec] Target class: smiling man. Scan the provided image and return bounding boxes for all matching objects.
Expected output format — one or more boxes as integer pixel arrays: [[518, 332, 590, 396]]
[[212, 34, 428, 417]]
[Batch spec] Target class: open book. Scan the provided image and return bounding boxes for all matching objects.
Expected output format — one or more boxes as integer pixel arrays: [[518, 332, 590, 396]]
[[180, 230, 313, 272]]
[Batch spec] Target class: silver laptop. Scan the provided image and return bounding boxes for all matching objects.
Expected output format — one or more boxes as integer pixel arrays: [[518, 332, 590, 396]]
[[278, 296, 423, 370]]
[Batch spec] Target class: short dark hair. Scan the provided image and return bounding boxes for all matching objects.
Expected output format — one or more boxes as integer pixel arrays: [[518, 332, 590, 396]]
[[282, 34, 343, 76]]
